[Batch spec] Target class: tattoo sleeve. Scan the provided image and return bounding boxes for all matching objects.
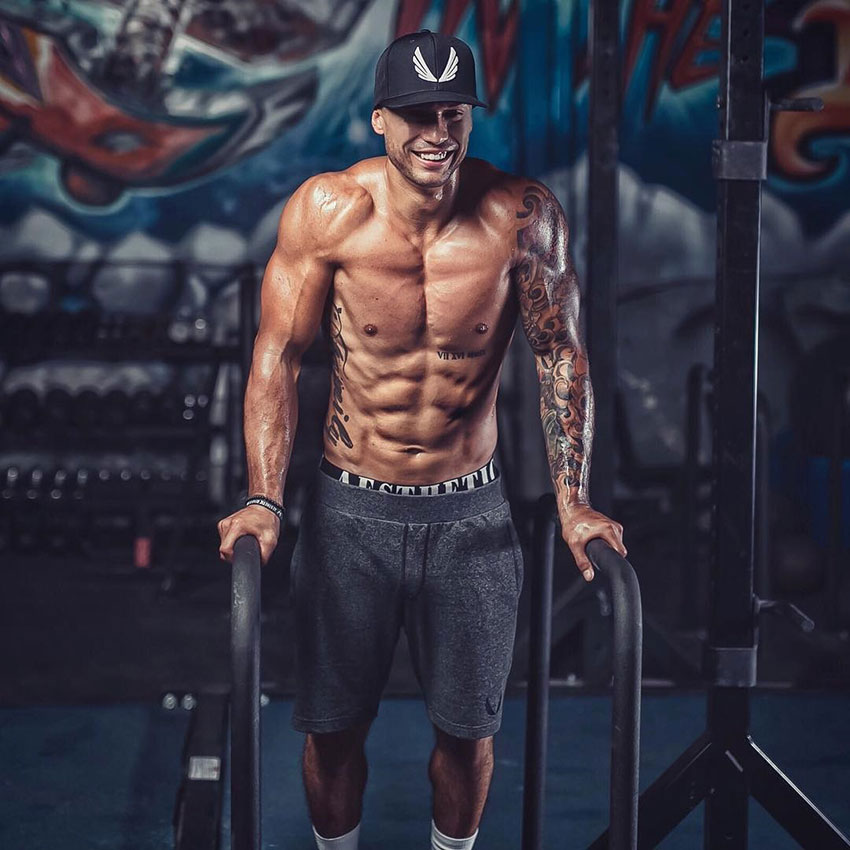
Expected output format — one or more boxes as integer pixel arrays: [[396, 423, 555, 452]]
[[514, 184, 594, 507]]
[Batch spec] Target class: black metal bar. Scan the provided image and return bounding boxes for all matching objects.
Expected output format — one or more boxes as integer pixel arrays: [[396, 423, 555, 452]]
[[522, 493, 556, 850], [236, 265, 258, 498], [239, 264, 258, 389], [586, 538, 642, 850], [742, 738, 850, 849], [706, 0, 765, 842], [681, 364, 707, 629], [755, 399, 771, 598], [586, 0, 621, 517], [826, 373, 847, 631], [589, 733, 714, 850], [231, 534, 261, 850], [524, 496, 642, 850], [173, 694, 228, 850]]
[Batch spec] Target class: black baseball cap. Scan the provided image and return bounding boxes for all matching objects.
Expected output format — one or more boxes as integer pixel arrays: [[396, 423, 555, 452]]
[[373, 30, 487, 110]]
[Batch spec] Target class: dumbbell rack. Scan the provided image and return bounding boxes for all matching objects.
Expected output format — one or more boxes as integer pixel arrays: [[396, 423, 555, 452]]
[[0, 261, 257, 584]]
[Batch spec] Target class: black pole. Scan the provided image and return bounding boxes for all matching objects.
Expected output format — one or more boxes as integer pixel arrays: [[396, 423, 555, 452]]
[[231, 534, 261, 850], [705, 0, 765, 844], [586, 0, 620, 517], [681, 364, 707, 629], [524, 496, 642, 850], [755, 399, 771, 599], [826, 373, 848, 632], [587, 538, 642, 850], [239, 265, 257, 389], [522, 494, 556, 850], [236, 265, 258, 498]]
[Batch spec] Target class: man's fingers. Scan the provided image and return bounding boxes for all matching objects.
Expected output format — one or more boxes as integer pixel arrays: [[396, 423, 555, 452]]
[[566, 539, 595, 582]]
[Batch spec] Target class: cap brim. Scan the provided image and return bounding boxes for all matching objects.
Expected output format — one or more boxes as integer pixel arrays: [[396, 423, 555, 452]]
[[375, 90, 487, 110]]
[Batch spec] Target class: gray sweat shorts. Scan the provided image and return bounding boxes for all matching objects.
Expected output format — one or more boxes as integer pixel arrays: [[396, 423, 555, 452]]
[[289, 462, 524, 739]]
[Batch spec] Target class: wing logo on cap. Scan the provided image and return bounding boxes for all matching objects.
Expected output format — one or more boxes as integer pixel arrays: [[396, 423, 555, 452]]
[[413, 46, 458, 83]]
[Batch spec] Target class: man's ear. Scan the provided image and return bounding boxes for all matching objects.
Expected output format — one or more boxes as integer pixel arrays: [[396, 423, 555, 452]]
[[371, 108, 385, 136]]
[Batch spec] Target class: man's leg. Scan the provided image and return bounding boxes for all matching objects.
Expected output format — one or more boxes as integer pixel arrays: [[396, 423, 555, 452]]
[[428, 726, 494, 841], [302, 719, 372, 841]]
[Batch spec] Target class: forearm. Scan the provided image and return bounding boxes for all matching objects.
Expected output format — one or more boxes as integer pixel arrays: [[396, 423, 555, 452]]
[[536, 346, 594, 509], [243, 348, 299, 504]]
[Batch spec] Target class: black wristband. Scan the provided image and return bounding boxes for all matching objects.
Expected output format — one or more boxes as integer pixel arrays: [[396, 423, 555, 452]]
[[245, 494, 285, 521]]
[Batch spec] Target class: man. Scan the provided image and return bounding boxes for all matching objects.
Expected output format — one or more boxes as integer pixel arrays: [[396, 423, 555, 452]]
[[218, 29, 626, 850]]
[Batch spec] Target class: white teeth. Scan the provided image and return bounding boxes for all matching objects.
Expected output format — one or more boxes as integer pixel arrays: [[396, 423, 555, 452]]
[[417, 151, 450, 161]]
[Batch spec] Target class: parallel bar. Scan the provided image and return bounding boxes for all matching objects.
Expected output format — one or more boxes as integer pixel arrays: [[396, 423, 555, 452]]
[[587, 538, 643, 850], [231, 535, 262, 850], [586, 0, 621, 517], [522, 494, 556, 850], [174, 694, 228, 850], [590, 733, 714, 850]]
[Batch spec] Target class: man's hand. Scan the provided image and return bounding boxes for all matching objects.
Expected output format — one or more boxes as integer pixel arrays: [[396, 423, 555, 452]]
[[218, 506, 281, 566], [558, 503, 626, 582]]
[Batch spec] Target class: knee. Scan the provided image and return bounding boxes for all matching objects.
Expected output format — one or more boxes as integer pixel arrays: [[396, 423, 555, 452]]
[[432, 729, 494, 769], [305, 722, 370, 770]]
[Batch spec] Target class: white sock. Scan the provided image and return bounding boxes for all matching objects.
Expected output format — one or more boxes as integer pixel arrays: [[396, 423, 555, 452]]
[[312, 821, 360, 850], [431, 819, 479, 850]]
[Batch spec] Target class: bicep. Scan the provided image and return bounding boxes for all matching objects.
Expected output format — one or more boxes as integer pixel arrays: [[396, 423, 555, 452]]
[[513, 184, 583, 359], [253, 202, 333, 371]]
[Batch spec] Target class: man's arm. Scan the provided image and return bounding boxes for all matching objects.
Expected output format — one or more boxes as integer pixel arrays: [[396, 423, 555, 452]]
[[512, 180, 625, 579], [244, 180, 336, 504], [219, 175, 339, 563]]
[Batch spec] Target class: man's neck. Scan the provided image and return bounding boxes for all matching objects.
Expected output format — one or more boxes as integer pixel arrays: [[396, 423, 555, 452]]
[[383, 158, 460, 239]]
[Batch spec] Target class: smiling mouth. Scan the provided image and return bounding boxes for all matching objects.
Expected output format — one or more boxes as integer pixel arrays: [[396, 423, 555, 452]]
[[413, 149, 454, 163]]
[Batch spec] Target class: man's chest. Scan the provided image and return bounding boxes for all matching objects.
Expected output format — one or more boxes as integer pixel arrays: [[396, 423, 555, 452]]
[[330, 220, 518, 348]]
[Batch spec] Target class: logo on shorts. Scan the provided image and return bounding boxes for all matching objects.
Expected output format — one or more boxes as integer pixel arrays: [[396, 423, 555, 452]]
[[485, 690, 503, 716]]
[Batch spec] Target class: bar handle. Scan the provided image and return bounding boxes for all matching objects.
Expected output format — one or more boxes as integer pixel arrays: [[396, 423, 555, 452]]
[[231, 534, 262, 850]]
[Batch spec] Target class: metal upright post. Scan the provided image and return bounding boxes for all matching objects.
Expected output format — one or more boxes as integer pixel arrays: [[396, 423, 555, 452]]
[[586, 0, 620, 518], [522, 495, 556, 850], [231, 534, 262, 850], [595, 1, 850, 847]]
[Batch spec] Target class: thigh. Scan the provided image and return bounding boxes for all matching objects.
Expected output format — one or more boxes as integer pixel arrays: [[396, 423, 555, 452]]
[[291, 496, 406, 733], [405, 501, 524, 739]]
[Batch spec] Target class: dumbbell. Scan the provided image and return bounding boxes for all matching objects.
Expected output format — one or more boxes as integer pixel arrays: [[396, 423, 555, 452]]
[[102, 388, 130, 429], [1, 466, 21, 500], [71, 311, 99, 348], [44, 388, 73, 430], [72, 388, 101, 430], [5, 387, 41, 433], [129, 389, 157, 426], [45, 469, 72, 554]]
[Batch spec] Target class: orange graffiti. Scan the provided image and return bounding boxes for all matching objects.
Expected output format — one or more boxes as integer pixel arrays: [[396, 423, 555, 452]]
[[772, 0, 850, 180]]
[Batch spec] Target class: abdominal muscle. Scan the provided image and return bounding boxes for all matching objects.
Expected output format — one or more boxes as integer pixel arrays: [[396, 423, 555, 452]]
[[322, 350, 504, 485]]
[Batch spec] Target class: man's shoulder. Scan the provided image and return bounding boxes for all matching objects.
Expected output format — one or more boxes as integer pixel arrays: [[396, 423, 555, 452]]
[[284, 164, 377, 246], [461, 160, 561, 230]]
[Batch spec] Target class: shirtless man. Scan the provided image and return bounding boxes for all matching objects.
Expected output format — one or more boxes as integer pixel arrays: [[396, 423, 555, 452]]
[[218, 29, 626, 850]]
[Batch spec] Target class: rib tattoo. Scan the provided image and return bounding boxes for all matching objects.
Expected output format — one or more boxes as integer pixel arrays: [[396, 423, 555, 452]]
[[516, 185, 592, 505], [325, 303, 354, 449]]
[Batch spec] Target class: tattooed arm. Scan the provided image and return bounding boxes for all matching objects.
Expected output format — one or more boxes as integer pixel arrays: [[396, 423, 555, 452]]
[[218, 174, 345, 564], [513, 181, 625, 579]]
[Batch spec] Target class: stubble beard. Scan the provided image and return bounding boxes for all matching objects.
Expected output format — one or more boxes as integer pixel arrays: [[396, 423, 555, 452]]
[[386, 141, 461, 191]]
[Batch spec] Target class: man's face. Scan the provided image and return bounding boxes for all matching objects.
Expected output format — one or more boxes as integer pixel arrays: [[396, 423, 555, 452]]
[[371, 102, 473, 189]]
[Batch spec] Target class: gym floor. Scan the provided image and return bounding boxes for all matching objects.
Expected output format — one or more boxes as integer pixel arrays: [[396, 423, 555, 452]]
[[2, 693, 849, 849], [2, 510, 848, 849]]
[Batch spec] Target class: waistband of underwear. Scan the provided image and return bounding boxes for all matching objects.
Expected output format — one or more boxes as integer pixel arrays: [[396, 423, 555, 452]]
[[319, 455, 499, 496]]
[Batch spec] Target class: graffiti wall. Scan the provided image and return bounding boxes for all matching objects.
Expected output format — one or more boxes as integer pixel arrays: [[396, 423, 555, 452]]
[[0, 0, 847, 478]]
